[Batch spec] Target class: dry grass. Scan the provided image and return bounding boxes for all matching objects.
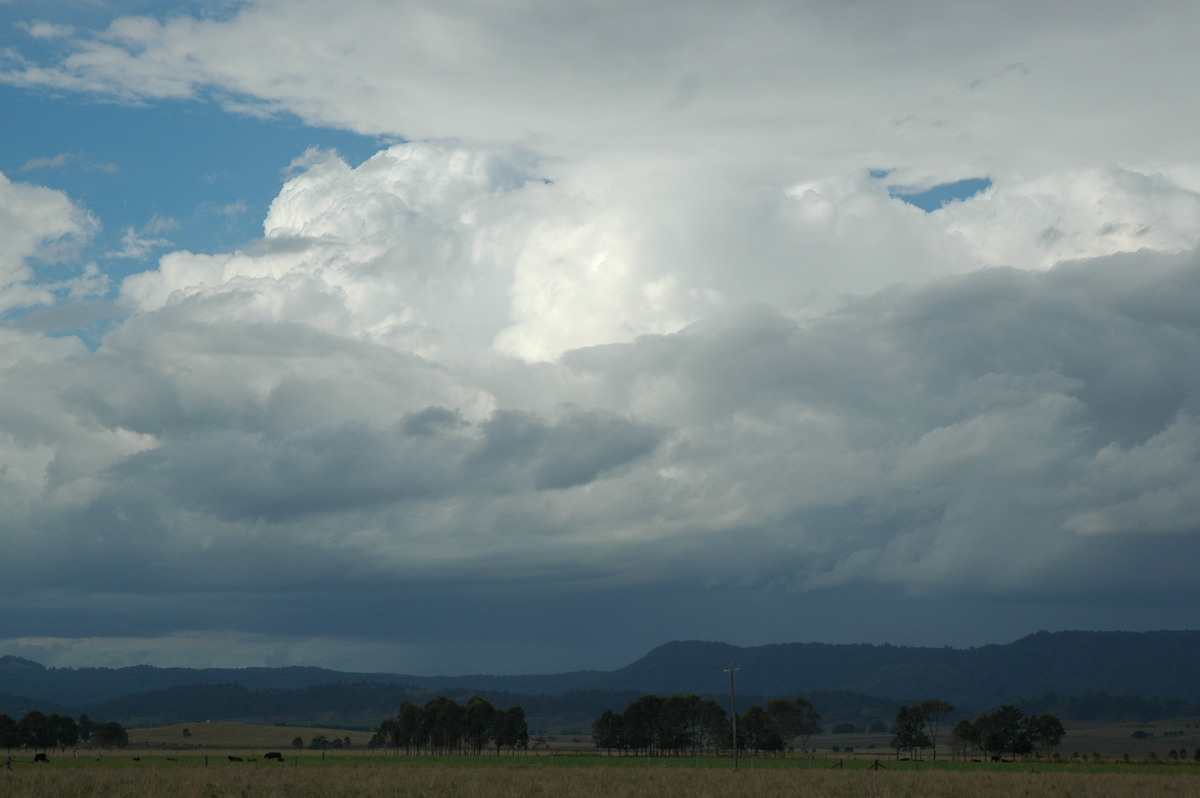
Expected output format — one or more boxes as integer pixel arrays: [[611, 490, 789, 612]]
[[4, 763, 1200, 798]]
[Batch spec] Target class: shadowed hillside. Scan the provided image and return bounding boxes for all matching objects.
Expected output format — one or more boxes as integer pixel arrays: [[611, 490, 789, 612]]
[[4, 630, 1200, 728]]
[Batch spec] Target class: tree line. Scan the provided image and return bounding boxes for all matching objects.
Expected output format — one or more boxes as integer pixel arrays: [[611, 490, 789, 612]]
[[591, 694, 821, 756], [950, 705, 1065, 761], [372, 696, 529, 755], [890, 699, 1064, 761], [587, 693, 1066, 762], [0, 711, 128, 751]]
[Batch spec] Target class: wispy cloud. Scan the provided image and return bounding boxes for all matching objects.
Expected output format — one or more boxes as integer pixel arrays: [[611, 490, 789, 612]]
[[103, 215, 178, 259], [17, 21, 76, 40], [20, 151, 118, 173]]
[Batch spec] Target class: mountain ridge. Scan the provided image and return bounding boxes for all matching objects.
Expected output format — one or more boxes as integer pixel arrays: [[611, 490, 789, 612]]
[[4, 630, 1199, 727]]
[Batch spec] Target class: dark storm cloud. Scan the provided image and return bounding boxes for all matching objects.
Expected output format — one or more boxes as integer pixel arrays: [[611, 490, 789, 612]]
[[4, 245, 1200, 672], [101, 407, 665, 523], [561, 248, 1200, 598]]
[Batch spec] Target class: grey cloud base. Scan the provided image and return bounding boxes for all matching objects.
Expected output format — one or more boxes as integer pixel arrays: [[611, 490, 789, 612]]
[[4, 246, 1200, 671]]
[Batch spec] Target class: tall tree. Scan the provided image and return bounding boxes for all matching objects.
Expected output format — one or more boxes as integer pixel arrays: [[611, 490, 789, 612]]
[[487, 705, 528, 754], [917, 699, 954, 760], [396, 700, 423, 754], [696, 698, 729, 754], [0, 715, 16, 751], [1031, 713, 1065, 758], [739, 704, 782, 753], [375, 717, 400, 751], [502, 705, 529, 753], [90, 722, 128, 749], [422, 696, 464, 754], [591, 709, 624, 755], [49, 714, 79, 750], [463, 696, 495, 754], [17, 711, 54, 750], [661, 694, 699, 756], [975, 705, 1031, 760], [767, 697, 821, 753], [951, 718, 976, 760], [891, 705, 931, 759], [622, 695, 663, 756]]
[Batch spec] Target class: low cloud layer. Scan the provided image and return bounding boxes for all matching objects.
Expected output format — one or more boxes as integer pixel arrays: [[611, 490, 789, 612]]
[[2, 1, 1200, 672]]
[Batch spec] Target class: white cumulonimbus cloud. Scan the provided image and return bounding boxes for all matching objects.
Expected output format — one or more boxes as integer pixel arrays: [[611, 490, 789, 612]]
[[2, 0, 1200, 669]]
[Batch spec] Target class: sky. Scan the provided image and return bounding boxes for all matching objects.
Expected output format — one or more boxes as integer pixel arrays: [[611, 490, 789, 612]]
[[1, 0, 1200, 677]]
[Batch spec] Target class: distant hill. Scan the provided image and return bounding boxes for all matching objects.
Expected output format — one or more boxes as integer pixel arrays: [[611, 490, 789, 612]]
[[4, 630, 1200, 728], [592, 630, 1200, 706], [0, 654, 597, 706]]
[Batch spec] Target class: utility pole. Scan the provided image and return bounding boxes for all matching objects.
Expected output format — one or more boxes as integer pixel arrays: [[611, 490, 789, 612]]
[[724, 665, 740, 770]]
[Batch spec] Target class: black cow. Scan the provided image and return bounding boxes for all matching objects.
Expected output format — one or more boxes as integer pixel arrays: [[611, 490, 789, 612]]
[[228, 755, 243, 762], [33, 753, 49, 763], [264, 752, 284, 761]]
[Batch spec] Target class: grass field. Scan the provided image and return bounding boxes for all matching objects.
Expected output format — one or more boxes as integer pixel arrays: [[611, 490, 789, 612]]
[[5, 718, 1200, 796], [4, 756, 1200, 798]]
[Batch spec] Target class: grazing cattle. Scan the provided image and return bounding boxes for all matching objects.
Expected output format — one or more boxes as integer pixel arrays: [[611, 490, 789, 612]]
[[264, 752, 284, 761], [33, 753, 49, 763], [228, 755, 243, 762]]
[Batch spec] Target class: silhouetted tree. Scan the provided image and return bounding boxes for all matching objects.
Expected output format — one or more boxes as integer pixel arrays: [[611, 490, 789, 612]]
[[78, 715, 95, 742], [740, 705, 784, 753], [918, 699, 954, 760], [463, 697, 495, 754], [493, 705, 528, 754], [91, 722, 128, 749], [974, 705, 1031, 759], [0, 715, 16, 751], [17, 711, 54, 750], [951, 718, 975, 760], [422, 696, 464, 754], [396, 701, 422, 753], [49, 714, 79, 750], [891, 705, 931, 759], [660, 694, 697, 755], [696, 697, 730, 754], [767, 697, 821, 752], [375, 717, 399, 750], [591, 709, 624, 755], [622, 695, 663, 756], [1032, 713, 1065, 758]]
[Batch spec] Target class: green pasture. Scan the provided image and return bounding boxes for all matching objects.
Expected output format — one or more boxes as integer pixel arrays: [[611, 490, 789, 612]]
[[8, 751, 1200, 776]]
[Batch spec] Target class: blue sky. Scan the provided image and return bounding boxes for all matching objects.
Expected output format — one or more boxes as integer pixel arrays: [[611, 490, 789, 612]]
[[888, 176, 994, 212], [2, 0, 1200, 676], [1, 83, 381, 277]]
